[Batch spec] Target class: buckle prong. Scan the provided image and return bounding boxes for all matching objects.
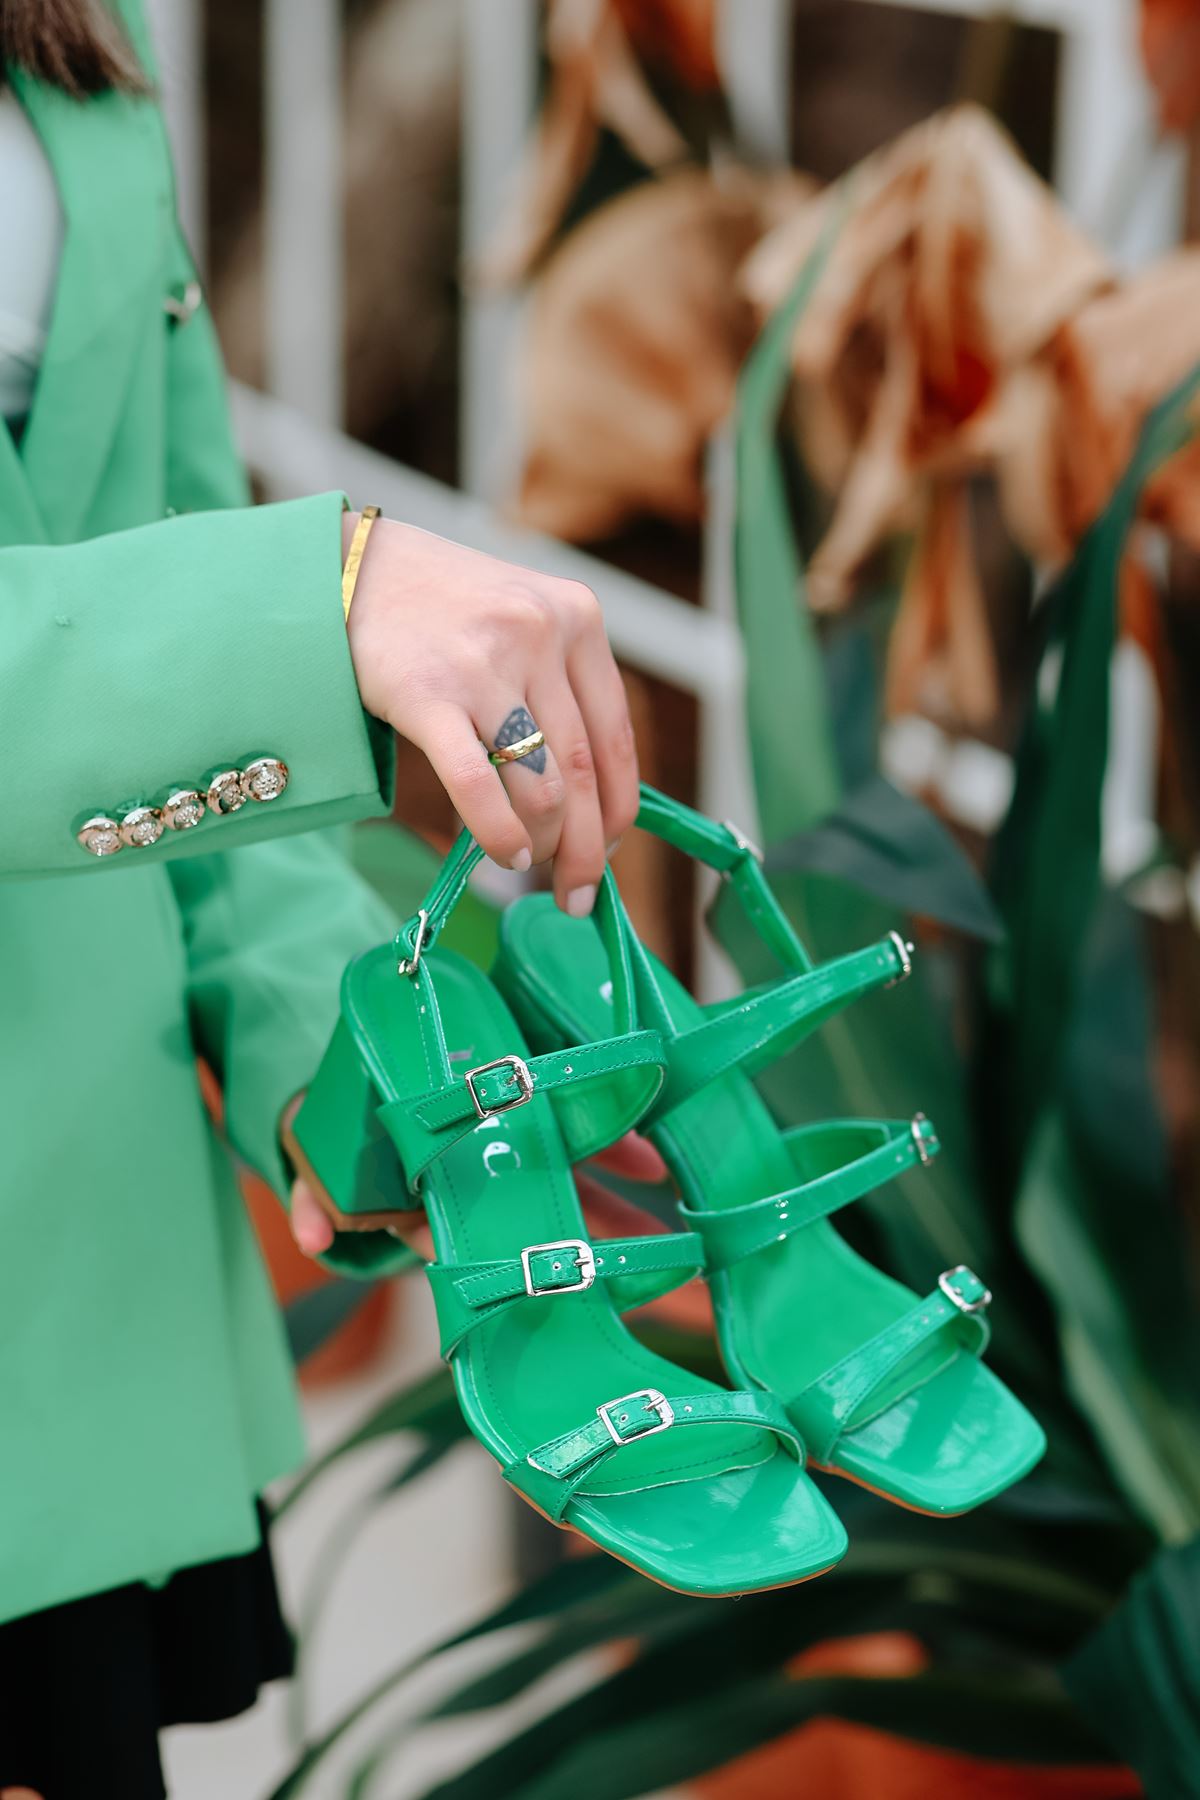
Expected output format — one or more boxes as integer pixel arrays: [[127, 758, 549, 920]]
[[884, 929, 915, 987], [721, 819, 764, 871], [597, 1387, 675, 1445], [911, 1112, 933, 1166], [464, 1053, 535, 1120], [397, 908, 429, 978], [521, 1238, 596, 1297], [938, 1265, 992, 1314]]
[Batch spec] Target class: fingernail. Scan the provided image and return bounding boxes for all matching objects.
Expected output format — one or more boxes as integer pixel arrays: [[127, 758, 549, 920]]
[[512, 847, 532, 873], [606, 838, 622, 859], [566, 884, 596, 918]]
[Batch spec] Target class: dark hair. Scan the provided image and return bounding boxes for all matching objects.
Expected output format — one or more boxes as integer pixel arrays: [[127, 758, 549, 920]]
[[0, 0, 148, 97]]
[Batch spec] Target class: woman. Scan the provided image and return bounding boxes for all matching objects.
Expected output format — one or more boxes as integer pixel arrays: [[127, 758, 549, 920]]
[[0, 3, 639, 1794]]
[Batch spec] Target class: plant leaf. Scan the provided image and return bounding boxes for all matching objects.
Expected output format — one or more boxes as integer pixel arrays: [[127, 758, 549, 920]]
[[266, 1557, 638, 1799], [1065, 1535, 1200, 1800], [284, 1278, 377, 1365], [767, 771, 1004, 942], [732, 191, 845, 844], [504, 1671, 1111, 1800], [276, 1366, 464, 1518]]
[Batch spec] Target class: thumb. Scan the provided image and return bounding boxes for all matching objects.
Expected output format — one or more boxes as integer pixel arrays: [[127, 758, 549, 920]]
[[290, 1178, 336, 1258]]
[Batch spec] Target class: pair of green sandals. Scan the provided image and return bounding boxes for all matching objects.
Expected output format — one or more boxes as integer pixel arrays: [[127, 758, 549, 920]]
[[296, 786, 1044, 1598]]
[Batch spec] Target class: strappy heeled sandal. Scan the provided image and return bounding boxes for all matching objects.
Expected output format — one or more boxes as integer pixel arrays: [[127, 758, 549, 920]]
[[493, 786, 1045, 1517], [293, 832, 848, 1593]]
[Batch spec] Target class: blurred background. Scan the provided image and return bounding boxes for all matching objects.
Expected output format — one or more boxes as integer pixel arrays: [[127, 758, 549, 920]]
[[147, 2, 1200, 1795]]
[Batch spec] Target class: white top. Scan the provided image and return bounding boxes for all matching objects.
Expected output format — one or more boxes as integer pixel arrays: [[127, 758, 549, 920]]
[[0, 87, 66, 421]]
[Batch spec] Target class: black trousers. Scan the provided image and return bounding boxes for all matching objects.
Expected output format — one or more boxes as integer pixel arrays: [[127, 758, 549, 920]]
[[0, 1501, 294, 1800]]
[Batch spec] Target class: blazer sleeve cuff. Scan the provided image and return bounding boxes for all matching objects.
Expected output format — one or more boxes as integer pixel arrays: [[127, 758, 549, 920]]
[[2, 490, 394, 879]]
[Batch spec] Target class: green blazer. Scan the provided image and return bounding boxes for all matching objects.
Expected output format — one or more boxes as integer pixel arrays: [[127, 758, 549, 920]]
[[0, 5, 400, 1624]]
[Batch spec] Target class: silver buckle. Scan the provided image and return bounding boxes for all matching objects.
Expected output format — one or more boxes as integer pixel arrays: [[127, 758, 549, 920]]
[[597, 1387, 675, 1445], [911, 1112, 933, 1166], [464, 1053, 535, 1120], [397, 908, 429, 978], [722, 819, 764, 867], [520, 1238, 596, 1297], [884, 929, 915, 987], [938, 1265, 992, 1314]]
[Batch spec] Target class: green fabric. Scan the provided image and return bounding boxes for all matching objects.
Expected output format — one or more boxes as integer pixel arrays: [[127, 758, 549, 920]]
[[0, 9, 397, 1624]]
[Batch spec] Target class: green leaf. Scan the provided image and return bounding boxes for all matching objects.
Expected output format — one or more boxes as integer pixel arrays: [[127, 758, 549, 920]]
[[284, 1278, 377, 1365], [422, 1581, 699, 1720], [987, 366, 1200, 1162], [733, 191, 845, 844], [1065, 1536, 1200, 1799], [286, 1438, 461, 1745], [1013, 897, 1200, 1538], [276, 1366, 464, 1518], [767, 773, 1004, 942], [267, 1557, 638, 1799], [505, 1671, 1107, 1800]]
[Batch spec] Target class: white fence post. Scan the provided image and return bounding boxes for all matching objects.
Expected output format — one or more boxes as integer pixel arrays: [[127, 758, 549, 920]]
[[263, 0, 345, 430]]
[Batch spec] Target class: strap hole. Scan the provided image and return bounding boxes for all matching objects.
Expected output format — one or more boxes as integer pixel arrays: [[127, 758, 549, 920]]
[[618, 1255, 626, 1264]]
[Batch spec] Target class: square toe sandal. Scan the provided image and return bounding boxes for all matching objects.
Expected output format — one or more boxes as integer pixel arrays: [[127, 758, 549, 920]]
[[293, 831, 848, 1595], [492, 786, 1047, 1518]]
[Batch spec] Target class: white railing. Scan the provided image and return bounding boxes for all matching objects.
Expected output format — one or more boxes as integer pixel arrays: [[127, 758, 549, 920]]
[[150, 0, 1193, 930]]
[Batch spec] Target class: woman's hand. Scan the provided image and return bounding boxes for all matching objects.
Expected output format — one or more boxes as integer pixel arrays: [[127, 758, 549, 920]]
[[281, 1093, 428, 1256], [344, 515, 639, 915]]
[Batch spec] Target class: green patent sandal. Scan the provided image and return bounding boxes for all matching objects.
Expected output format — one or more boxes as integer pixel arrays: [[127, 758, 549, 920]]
[[494, 786, 1046, 1517], [293, 832, 847, 1594]]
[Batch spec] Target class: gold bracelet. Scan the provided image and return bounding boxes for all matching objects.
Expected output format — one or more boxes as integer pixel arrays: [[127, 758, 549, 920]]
[[341, 504, 382, 623]]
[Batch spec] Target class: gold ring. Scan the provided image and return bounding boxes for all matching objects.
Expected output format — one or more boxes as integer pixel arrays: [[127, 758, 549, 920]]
[[489, 729, 545, 766]]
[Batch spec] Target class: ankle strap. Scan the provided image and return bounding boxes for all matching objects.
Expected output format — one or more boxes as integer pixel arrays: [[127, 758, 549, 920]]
[[679, 1115, 940, 1270], [642, 934, 911, 1122], [636, 785, 812, 975]]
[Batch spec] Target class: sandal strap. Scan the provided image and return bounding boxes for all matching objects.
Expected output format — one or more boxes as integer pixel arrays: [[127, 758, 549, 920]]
[[615, 789, 918, 1122], [635, 786, 812, 974], [505, 1387, 804, 1522], [679, 1116, 940, 1270], [642, 935, 911, 1122], [385, 836, 658, 1191], [788, 1266, 992, 1463], [396, 837, 641, 1037], [378, 1031, 665, 1190], [426, 1231, 704, 1357]]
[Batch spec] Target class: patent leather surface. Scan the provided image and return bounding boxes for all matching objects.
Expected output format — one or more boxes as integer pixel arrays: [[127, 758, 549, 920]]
[[494, 786, 1045, 1516], [294, 837, 848, 1593]]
